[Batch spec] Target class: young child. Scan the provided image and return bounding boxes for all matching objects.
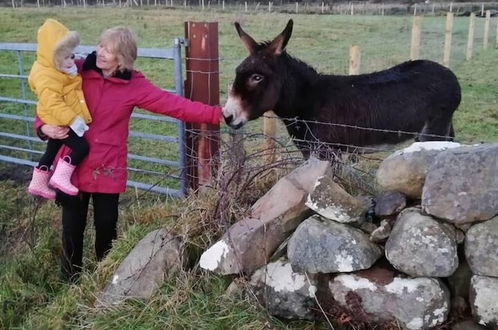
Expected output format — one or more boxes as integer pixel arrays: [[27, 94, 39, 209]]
[[27, 19, 92, 198]]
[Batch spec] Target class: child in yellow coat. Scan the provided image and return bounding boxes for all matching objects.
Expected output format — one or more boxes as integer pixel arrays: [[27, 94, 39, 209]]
[[28, 19, 92, 198]]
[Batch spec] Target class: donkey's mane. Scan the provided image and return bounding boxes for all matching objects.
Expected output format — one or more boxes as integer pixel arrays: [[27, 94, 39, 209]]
[[280, 51, 319, 82]]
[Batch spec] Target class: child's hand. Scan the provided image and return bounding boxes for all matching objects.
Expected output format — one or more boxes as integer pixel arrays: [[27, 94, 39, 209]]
[[41, 124, 69, 139]]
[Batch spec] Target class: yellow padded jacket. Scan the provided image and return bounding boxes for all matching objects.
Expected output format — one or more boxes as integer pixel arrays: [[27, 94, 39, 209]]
[[28, 19, 92, 126]]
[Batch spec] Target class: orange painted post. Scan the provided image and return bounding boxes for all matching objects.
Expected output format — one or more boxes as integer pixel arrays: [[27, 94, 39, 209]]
[[184, 21, 220, 192]]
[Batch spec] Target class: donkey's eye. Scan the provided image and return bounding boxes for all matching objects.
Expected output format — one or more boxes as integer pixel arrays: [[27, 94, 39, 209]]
[[249, 74, 264, 85]]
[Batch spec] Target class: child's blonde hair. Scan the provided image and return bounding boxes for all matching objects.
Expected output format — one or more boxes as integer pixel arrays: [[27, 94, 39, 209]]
[[98, 26, 137, 72]]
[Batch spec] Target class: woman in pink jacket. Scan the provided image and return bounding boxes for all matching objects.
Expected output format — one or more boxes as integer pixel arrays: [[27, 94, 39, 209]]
[[37, 26, 222, 281]]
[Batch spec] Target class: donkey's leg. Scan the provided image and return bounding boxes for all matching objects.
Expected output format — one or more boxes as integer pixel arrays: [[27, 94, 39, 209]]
[[449, 123, 455, 139], [418, 113, 454, 142]]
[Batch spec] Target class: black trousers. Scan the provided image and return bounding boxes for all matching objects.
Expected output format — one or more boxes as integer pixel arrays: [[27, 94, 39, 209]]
[[60, 192, 119, 279], [38, 129, 89, 167]]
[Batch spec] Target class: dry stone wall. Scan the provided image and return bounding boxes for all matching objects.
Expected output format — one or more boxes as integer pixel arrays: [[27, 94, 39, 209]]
[[201, 142, 498, 329]]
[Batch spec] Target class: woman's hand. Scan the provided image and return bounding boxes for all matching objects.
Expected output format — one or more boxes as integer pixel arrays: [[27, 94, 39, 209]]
[[40, 124, 69, 139]]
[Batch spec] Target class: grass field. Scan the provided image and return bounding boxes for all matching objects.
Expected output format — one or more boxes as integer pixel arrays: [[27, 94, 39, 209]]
[[0, 7, 497, 329]]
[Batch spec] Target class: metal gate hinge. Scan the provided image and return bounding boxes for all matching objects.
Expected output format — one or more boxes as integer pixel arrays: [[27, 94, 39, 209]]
[[175, 37, 189, 47]]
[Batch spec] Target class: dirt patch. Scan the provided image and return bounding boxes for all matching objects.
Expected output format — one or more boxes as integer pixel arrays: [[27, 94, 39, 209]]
[[0, 163, 31, 183]]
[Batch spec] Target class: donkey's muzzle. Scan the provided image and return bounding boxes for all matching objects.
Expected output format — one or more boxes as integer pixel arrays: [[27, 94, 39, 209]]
[[224, 115, 244, 130], [223, 114, 233, 125]]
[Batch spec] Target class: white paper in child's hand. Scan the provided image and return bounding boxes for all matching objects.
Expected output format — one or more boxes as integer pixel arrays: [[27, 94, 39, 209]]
[[70, 116, 89, 137]]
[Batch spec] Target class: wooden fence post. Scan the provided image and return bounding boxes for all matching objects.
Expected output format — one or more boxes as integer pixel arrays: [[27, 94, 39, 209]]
[[466, 13, 475, 60], [483, 10, 491, 49], [349, 45, 361, 75], [410, 16, 422, 60], [184, 22, 220, 192], [443, 12, 454, 68], [496, 16, 498, 47], [263, 112, 277, 164]]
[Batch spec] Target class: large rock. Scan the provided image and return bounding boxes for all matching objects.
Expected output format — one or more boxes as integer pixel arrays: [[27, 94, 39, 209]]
[[469, 275, 498, 329], [374, 191, 407, 217], [98, 228, 184, 306], [249, 258, 318, 320], [287, 215, 382, 273], [306, 174, 368, 223], [200, 157, 330, 274], [377, 141, 462, 199], [385, 208, 458, 277], [422, 143, 498, 224], [329, 269, 450, 329], [465, 216, 498, 277]]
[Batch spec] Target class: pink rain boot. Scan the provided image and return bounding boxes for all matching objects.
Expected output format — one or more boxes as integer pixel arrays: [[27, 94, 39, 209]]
[[49, 156, 79, 196], [28, 166, 56, 199]]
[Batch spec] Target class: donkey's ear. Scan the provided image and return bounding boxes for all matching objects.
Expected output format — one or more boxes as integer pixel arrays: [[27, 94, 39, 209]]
[[269, 19, 293, 55], [235, 22, 258, 55]]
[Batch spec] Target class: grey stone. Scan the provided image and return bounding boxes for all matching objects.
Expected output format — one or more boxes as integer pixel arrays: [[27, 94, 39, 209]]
[[250, 258, 318, 320], [374, 191, 407, 217], [465, 216, 498, 277], [422, 143, 498, 224], [287, 215, 382, 273], [369, 219, 392, 243], [306, 174, 368, 223], [385, 208, 458, 277], [199, 157, 330, 275], [451, 320, 488, 330], [359, 221, 378, 234], [377, 141, 462, 199], [469, 275, 498, 329], [329, 269, 450, 329], [97, 228, 184, 306]]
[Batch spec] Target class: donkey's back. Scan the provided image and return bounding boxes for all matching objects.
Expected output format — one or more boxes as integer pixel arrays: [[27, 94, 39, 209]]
[[305, 60, 461, 148]]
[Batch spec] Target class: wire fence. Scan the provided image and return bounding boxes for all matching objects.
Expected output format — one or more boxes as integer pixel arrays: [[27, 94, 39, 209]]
[[3, 0, 498, 17], [1, 13, 496, 195]]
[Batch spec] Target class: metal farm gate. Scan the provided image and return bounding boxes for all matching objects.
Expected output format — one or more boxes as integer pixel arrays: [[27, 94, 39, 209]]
[[0, 39, 187, 197]]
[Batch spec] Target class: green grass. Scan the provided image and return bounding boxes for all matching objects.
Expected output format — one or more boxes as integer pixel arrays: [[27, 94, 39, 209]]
[[0, 8, 497, 329], [452, 48, 498, 143]]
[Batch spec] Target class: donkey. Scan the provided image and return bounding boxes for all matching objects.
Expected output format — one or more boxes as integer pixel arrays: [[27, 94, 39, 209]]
[[223, 19, 461, 158]]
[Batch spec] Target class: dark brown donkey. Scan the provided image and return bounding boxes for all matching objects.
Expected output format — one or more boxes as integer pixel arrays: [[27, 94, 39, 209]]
[[223, 19, 461, 158]]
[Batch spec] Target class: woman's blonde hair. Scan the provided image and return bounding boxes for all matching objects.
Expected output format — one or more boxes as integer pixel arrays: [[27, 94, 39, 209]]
[[98, 26, 137, 72]]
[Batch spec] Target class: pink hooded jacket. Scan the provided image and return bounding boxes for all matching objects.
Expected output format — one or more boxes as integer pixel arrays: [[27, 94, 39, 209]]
[[36, 52, 221, 193]]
